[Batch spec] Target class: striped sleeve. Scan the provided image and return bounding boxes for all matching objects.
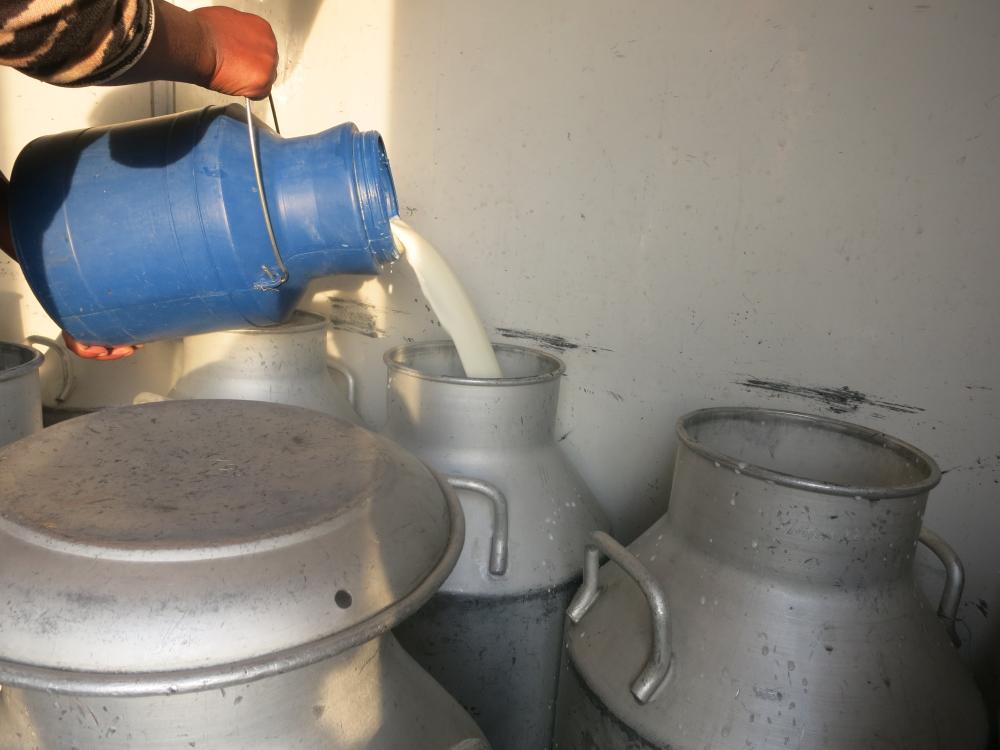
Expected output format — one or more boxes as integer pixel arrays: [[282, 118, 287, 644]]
[[0, 0, 155, 86]]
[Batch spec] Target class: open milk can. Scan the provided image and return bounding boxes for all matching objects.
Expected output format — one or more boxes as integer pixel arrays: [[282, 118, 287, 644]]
[[135, 310, 359, 423], [383, 342, 610, 750], [554, 407, 988, 749], [0, 341, 43, 447], [0, 400, 489, 750]]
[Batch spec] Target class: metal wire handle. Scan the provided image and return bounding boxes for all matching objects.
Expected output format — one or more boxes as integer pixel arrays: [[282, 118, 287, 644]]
[[245, 94, 289, 291], [568, 531, 673, 704], [918, 526, 965, 648], [445, 476, 509, 577]]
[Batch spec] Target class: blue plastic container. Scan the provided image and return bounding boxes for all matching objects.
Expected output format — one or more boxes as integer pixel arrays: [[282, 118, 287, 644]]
[[9, 104, 399, 345]]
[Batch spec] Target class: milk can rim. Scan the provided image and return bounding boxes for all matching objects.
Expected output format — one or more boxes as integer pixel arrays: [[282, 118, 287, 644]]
[[204, 310, 328, 336], [676, 406, 941, 499], [384, 340, 565, 385], [0, 341, 43, 383], [0, 470, 466, 697]]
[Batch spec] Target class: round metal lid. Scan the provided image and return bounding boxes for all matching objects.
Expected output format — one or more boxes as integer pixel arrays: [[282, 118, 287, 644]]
[[0, 400, 462, 695]]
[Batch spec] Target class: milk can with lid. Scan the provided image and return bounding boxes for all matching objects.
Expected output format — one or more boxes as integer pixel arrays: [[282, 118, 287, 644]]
[[383, 341, 610, 750], [554, 407, 988, 750], [0, 400, 489, 750]]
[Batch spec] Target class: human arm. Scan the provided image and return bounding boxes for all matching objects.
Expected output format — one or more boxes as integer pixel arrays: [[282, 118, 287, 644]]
[[1, 1, 278, 359], [0, 0, 277, 98], [110, 1, 278, 99]]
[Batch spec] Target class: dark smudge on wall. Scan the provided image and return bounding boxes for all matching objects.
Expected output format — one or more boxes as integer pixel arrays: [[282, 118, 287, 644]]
[[495, 327, 613, 354], [327, 297, 410, 339], [736, 377, 925, 415]]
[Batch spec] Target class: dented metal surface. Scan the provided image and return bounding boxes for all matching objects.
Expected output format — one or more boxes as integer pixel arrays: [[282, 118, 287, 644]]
[[0, 400, 490, 749], [555, 407, 988, 749], [384, 342, 609, 750]]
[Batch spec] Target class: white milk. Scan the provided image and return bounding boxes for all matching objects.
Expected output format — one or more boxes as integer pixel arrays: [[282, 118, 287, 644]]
[[390, 218, 502, 378]]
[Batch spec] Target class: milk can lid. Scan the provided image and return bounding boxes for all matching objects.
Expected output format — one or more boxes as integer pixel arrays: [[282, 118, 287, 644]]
[[0, 400, 462, 695]]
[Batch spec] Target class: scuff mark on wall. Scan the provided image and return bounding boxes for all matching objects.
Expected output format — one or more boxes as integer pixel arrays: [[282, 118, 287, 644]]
[[328, 298, 385, 338], [326, 297, 409, 339], [495, 327, 613, 353], [940, 455, 1000, 477], [735, 376, 925, 415]]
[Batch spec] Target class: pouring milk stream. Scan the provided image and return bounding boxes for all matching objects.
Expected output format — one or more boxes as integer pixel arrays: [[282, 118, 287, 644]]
[[390, 218, 502, 379]]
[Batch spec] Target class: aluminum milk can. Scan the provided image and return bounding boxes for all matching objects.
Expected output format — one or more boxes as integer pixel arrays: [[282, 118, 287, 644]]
[[383, 341, 610, 750], [0, 400, 490, 750], [135, 310, 359, 423], [0, 341, 42, 447], [554, 407, 988, 750]]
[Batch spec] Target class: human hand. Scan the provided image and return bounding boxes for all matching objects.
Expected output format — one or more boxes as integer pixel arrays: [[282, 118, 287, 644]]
[[116, 2, 278, 100], [192, 6, 278, 99], [62, 331, 142, 362]]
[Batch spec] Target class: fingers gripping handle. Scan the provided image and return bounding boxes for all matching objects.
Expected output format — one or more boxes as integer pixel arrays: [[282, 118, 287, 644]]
[[445, 476, 509, 577], [918, 526, 965, 648], [568, 531, 673, 704]]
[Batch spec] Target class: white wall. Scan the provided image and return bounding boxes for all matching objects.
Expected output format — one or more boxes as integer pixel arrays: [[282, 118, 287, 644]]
[[2, 0, 998, 695]]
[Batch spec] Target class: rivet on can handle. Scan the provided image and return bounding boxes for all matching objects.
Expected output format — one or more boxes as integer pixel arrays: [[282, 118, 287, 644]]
[[445, 476, 509, 577], [917, 526, 965, 648], [245, 95, 289, 291], [568, 530, 673, 704]]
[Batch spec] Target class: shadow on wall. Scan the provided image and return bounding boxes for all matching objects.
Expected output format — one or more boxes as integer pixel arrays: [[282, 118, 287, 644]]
[[88, 85, 151, 126]]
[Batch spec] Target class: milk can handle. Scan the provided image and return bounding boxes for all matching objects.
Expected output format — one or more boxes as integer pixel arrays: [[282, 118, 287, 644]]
[[325, 355, 357, 407], [445, 476, 509, 577], [917, 526, 964, 648], [25, 335, 74, 403], [244, 95, 289, 291], [567, 530, 672, 704]]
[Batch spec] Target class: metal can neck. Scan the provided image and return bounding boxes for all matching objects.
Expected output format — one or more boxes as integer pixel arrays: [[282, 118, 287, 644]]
[[666, 446, 929, 587], [386, 374, 559, 450]]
